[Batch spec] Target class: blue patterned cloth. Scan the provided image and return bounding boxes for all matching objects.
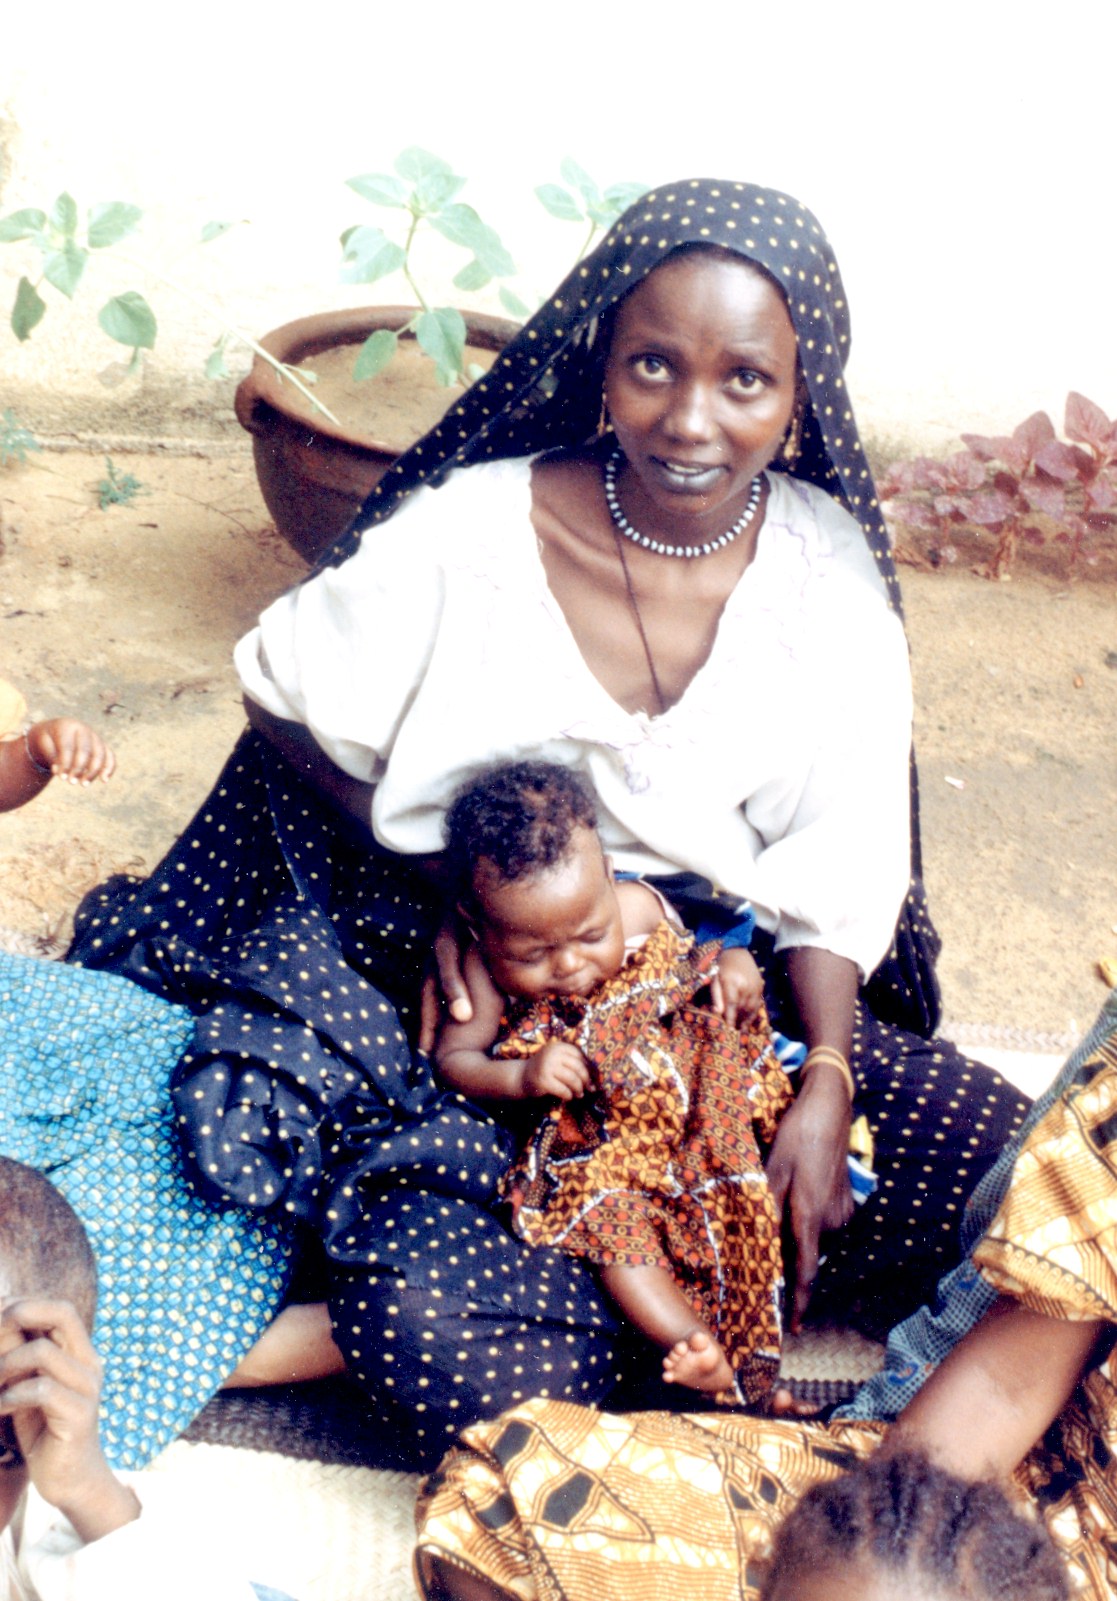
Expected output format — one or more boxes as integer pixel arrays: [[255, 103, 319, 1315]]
[[839, 987, 1117, 1420], [0, 951, 294, 1469]]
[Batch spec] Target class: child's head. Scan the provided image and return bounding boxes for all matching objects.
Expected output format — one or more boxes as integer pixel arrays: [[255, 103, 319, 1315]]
[[760, 1450, 1068, 1601], [0, 1158, 97, 1526], [445, 761, 625, 1000]]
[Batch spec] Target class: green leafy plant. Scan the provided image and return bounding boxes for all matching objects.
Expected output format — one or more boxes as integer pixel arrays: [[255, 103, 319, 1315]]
[[340, 147, 527, 385], [535, 159, 647, 260], [341, 151, 645, 387], [0, 196, 340, 423], [95, 457, 143, 510], [1, 157, 646, 410], [880, 393, 1117, 577], [0, 408, 39, 466]]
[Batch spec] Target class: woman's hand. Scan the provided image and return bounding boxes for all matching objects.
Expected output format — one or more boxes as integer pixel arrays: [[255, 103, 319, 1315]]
[[420, 914, 476, 1053], [766, 944, 859, 1327], [765, 1062, 854, 1330]]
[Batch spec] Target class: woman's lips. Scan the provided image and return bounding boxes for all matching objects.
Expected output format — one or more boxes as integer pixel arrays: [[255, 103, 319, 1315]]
[[648, 457, 726, 495]]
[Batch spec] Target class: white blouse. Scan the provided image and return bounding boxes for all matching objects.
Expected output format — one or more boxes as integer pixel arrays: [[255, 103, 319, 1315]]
[[235, 459, 913, 977]]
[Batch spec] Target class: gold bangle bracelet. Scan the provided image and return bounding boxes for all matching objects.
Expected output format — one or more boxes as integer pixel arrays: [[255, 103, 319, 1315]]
[[802, 1046, 855, 1102]]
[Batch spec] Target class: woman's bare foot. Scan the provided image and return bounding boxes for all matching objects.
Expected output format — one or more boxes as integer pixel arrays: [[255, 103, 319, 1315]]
[[662, 1329, 734, 1393]]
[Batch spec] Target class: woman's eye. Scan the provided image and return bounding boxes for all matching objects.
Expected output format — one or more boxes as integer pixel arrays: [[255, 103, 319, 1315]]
[[729, 369, 764, 395], [632, 355, 669, 381]]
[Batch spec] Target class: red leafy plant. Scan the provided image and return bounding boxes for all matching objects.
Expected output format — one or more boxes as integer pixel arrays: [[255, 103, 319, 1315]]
[[879, 392, 1117, 577]]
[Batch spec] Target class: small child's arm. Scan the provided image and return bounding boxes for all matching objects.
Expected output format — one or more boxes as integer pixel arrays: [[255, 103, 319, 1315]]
[[885, 1294, 1102, 1481], [435, 947, 592, 1102], [0, 1297, 138, 1545], [0, 719, 115, 812]]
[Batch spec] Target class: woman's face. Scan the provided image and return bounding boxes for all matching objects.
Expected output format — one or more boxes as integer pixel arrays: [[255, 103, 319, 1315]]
[[603, 251, 801, 541]]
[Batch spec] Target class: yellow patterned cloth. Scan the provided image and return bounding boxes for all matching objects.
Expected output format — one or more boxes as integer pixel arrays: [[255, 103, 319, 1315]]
[[416, 1403, 884, 1601], [415, 1017, 1117, 1599], [974, 1023, 1117, 1596]]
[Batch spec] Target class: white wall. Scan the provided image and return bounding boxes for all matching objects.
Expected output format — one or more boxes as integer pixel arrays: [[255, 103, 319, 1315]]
[[3, 0, 1115, 448]]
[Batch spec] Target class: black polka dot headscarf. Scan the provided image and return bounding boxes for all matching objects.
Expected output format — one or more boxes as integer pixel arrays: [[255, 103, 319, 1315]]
[[320, 177, 902, 617]]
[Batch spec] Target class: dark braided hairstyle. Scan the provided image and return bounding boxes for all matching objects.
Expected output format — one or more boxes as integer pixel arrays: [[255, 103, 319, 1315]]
[[444, 761, 599, 908], [761, 1451, 1069, 1601]]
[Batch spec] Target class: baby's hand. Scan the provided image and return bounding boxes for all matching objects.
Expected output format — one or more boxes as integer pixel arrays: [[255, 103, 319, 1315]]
[[523, 1040, 593, 1101], [0, 1297, 137, 1541], [27, 718, 116, 786], [709, 947, 765, 1029]]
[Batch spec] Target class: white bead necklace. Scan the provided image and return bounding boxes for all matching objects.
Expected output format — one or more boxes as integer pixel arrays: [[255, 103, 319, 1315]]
[[603, 450, 762, 558]]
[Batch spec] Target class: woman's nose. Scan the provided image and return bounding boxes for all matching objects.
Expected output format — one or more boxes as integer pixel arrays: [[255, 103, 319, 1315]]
[[663, 383, 715, 442]]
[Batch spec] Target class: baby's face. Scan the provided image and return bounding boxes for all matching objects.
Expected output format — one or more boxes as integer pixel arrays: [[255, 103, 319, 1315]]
[[473, 829, 626, 1001]]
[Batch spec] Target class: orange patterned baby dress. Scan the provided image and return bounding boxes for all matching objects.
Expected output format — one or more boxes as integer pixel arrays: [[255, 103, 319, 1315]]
[[498, 921, 793, 1403]]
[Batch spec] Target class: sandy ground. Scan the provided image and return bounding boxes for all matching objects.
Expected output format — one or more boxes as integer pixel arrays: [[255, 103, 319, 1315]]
[[0, 446, 1113, 1044]]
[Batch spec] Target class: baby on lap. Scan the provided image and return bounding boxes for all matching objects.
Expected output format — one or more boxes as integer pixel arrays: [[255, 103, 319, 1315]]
[[435, 760, 794, 1405]]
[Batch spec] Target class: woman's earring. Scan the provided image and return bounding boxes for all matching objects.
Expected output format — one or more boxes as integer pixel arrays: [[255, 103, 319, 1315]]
[[782, 406, 803, 467], [596, 392, 611, 439]]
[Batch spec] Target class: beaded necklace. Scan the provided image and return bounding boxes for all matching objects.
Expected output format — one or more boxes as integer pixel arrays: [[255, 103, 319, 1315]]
[[603, 450, 762, 559]]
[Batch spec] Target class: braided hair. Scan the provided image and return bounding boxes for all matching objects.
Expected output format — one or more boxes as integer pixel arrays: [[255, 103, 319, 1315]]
[[444, 761, 598, 906], [761, 1451, 1069, 1601]]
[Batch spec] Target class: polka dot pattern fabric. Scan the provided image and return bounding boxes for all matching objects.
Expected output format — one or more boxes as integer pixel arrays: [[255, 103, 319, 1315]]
[[809, 996, 1029, 1328], [69, 735, 621, 1466], [0, 950, 293, 1470], [67, 733, 1028, 1464]]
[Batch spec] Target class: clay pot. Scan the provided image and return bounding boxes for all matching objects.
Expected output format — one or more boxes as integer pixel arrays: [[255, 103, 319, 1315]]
[[235, 306, 519, 563]]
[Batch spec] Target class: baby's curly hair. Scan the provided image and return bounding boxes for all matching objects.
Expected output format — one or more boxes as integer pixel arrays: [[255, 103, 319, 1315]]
[[761, 1450, 1068, 1601], [444, 761, 599, 905]]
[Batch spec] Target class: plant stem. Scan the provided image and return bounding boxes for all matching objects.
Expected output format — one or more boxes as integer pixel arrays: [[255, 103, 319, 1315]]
[[110, 248, 342, 427], [401, 213, 430, 314]]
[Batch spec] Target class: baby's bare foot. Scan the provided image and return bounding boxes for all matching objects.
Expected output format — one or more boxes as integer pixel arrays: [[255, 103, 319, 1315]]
[[662, 1329, 734, 1393]]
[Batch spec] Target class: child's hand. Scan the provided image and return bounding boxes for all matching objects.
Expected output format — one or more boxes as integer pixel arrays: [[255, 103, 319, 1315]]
[[709, 947, 765, 1029], [0, 1298, 137, 1543], [26, 718, 116, 786], [523, 1040, 593, 1101]]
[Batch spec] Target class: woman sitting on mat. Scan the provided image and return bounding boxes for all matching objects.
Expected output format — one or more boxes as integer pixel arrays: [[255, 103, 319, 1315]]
[[68, 179, 1026, 1467]]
